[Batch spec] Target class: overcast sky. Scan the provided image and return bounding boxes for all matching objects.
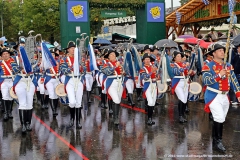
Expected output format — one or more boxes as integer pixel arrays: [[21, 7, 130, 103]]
[[165, 0, 180, 8]]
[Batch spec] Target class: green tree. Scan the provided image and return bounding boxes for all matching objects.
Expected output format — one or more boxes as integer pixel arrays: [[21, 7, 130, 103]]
[[3, 0, 60, 43]]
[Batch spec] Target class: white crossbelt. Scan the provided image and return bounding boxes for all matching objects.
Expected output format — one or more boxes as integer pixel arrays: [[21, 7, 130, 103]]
[[1, 75, 14, 78], [46, 73, 59, 76], [207, 86, 228, 94]]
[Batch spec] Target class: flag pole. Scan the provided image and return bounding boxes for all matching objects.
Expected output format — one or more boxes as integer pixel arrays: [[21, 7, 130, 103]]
[[224, 12, 234, 64]]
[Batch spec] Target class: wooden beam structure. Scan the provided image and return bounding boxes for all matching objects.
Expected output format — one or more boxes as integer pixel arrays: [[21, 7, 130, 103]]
[[166, 0, 240, 38]]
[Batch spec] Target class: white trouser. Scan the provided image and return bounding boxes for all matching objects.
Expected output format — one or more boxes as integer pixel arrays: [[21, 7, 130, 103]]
[[45, 79, 59, 99], [15, 79, 35, 110], [209, 94, 229, 123], [126, 78, 134, 94], [144, 82, 157, 106], [85, 73, 93, 91], [96, 72, 101, 87], [108, 78, 123, 104], [37, 78, 48, 95], [100, 74, 107, 94], [175, 79, 189, 103], [66, 78, 83, 108], [1, 79, 13, 100], [60, 75, 66, 83]]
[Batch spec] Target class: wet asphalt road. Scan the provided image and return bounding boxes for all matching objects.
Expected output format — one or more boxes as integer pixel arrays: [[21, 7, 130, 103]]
[[0, 90, 240, 160]]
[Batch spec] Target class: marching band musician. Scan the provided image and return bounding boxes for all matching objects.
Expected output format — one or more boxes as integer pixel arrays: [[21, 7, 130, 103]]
[[34, 53, 50, 110], [171, 51, 194, 123], [60, 41, 84, 129], [123, 53, 135, 107], [101, 49, 123, 125], [202, 44, 240, 152], [84, 53, 94, 103], [97, 49, 109, 110], [0, 47, 15, 121], [12, 46, 38, 133], [200, 48, 214, 120], [44, 49, 60, 117], [150, 45, 161, 106], [139, 53, 158, 126], [136, 45, 151, 101], [32, 53, 42, 105]]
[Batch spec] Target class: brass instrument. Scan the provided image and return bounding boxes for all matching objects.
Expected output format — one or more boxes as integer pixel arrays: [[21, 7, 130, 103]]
[[18, 30, 42, 69]]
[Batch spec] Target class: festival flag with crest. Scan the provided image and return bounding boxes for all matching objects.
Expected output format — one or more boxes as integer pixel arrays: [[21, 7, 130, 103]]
[[41, 42, 57, 69], [88, 43, 99, 71], [202, 0, 210, 5], [19, 46, 32, 73], [176, 11, 182, 25]]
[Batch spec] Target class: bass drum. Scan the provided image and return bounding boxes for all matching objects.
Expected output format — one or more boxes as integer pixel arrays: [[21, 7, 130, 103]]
[[157, 80, 168, 94], [10, 87, 18, 99], [55, 83, 67, 97], [188, 82, 202, 101]]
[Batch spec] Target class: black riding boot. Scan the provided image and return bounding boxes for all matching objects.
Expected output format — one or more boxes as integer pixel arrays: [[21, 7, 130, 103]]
[[19, 109, 27, 133], [76, 108, 82, 129], [3, 100, 8, 121], [87, 91, 92, 103], [8, 100, 14, 119], [108, 99, 113, 114], [185, 101, 189, 113], [113, 103, 120, 125], [182, 102, 187, 122], [128, 93, 135, 107], [53, 99, 59, 116], [26, 109, 32, 131], [145, 99, 148, 112], [49, 99, 56, 116], [209, 112, 213, 121], [214, 121, 226, 152], [68, 107, 75, 127], [36, 91, 41, 104], [40, 94, 45, 109], [44, 95, 49, 109], [212, 122, 217, 145], [98, 87, 102, 96], [136, 88, 143, 101], [100, 93, 107, 109], [147, 106, 155, 125], [178, 100, 185, 123]]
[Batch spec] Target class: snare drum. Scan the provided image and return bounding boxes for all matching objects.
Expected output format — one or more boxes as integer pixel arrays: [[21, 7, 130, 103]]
[[10, 87, 18, 99], [59, 96, 69, 105], [55, 83, 67, 97], [188, 82, 202, 101]]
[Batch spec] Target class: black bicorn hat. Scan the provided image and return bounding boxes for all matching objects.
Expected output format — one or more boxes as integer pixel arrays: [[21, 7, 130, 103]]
[[64, 41, 76, 51], [104, 49, 119, 59], [172, 50, 184, 61], [208, 43, 225, 56], [143, 45, 151, 51], [152, 45, 160, 51], [142, 53, 155, 62], [50, 48, 59, 56], [0, 47, 14, 56]]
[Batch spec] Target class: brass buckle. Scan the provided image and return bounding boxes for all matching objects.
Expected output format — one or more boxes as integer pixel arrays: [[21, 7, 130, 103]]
[[222, 91, 227, 94]]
